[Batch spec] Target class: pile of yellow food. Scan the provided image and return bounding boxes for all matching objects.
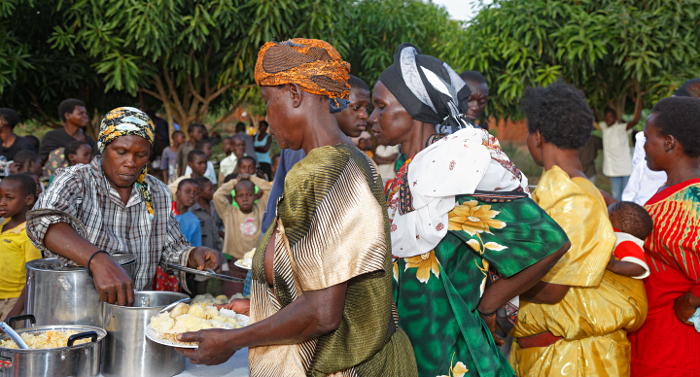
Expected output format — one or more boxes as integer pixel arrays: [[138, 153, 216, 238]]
[[236, 248, 256, 269], [149, 300, 247, 346], [192, 293, 231, 306], [0, 330, 91, 349]]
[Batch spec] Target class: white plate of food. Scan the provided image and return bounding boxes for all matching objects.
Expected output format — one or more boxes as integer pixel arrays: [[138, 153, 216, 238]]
[[233, 248, 255, 270], [145, 301, 249, 349]]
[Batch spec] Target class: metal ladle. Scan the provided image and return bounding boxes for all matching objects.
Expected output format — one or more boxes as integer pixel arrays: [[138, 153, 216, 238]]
[[0, 322, 29, 349]]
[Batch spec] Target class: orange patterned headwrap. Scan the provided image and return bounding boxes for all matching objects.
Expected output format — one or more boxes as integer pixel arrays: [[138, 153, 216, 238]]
[[254, 38, 351, 113]]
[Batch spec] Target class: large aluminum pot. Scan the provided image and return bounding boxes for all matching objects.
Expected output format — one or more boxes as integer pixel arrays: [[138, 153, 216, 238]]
[[0, 315, 106, 377], [25, 254, 136, 327], [102, 291, 188, 377]]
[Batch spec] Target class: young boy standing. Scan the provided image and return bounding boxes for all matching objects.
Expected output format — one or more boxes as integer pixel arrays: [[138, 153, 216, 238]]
[[161, 130, 185, 183], [173, 179, 202, 247], [176, 123, 205, 177], [168, 150, 208, 196], [0, 174, 41, 321], [218, 137, 236, 184], [190, 176, 224, 252], [213, 173, 270, 294], [185, 140, 217, 184]]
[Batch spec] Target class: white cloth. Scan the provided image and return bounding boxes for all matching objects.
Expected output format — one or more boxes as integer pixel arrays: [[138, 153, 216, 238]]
[[185, 161, 217, 184], [389, 127, 528, 258], [219, 154, 238, 179], [375, 145, 400, 180], [622, 132, 667, 205], [599, 121, 633, 177]]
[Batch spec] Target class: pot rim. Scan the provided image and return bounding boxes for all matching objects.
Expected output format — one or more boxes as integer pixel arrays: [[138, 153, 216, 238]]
[[26, 256, 136, 273], [103, 291, 189, 310], [0, 325, 106, 353]]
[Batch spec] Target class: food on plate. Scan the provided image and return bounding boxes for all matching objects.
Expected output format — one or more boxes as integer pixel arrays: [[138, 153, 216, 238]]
[[205, 306, 220, 319], [169, 302, 190, 319], [235, 248, 256, 269], [0, 330, 92, 349], [149, 299, 249, 346], [188, 304, 206, 319]]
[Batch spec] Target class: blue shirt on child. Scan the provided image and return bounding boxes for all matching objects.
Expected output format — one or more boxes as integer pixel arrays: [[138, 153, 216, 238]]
[[175, 211, 202, 247]]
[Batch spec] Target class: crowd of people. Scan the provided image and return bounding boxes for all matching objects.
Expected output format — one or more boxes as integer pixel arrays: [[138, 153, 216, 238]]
[[0, 37, 699, 377]]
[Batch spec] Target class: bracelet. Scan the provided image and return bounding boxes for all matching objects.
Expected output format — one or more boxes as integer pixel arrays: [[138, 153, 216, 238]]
[[87, 250, 110, 278], [477, 307, 498, 317]]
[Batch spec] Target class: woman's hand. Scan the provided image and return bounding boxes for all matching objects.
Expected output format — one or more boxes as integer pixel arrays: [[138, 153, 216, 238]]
[[673, 291, 700, 326], [478, 311, 504, 346], [216, 299, 250, 316], [188, 247, 223, 273], [176, 329, 241, 365]]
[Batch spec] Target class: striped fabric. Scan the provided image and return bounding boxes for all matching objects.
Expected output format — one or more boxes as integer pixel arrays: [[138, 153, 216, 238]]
[[248, 144, 417, 377], [26, 155, 193, 291], [644, 179, 700, 281]]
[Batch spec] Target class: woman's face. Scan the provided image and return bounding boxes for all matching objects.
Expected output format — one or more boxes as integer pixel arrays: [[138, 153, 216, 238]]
[[369, 81, 415, 146], [102, 135, 151, 188], [261, 85, 297, 150], [643, 113, 668, 172]]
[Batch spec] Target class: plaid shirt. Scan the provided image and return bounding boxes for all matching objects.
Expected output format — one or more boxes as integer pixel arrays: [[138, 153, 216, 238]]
[[26, 156, 193, 291]]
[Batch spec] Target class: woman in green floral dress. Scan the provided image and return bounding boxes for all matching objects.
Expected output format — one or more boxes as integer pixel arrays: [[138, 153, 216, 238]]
[[369, 43, 571, 377]]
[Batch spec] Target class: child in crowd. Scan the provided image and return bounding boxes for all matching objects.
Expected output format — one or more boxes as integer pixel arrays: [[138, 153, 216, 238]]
[[0, 174, 41, 321], [22, 172, 42, 200], [176, 123, 206, 176], [48, 140, 92, 187], [218, 137, 236, 184], [161, 130, 185, 184], [13, 150, 43, 178], [173, 179, 202, 246], [155, 178, 202, 293], [185, 140, 217, 184], [270, 153, 281, 182], [213, 173, 271, 294], [190, 176, 224, 252], [223, 156, 262, 182], [168, 149, 208, 196], [23, 135, 40, 152], [606, 202, 652, 279]]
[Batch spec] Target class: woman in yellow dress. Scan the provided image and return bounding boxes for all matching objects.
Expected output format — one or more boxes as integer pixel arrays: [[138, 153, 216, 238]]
[[509, 82, 647, 376]]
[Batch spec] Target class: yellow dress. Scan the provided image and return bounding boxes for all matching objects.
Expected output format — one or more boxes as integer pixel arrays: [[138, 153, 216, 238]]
[[509, 166, 647, 376]]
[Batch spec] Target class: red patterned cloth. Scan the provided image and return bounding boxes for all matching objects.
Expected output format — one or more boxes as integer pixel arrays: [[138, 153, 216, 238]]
[[630, 178, 700, 376]]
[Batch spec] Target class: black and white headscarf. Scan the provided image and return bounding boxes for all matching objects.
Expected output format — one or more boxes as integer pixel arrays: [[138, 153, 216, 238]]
[[379, 43, 473, 133]]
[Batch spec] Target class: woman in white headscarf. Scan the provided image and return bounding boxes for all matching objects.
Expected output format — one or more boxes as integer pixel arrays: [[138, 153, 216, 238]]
[[370, 43, 571, 376]]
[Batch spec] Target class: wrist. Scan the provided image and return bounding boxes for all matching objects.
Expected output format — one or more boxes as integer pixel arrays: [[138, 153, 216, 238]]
[[87, 251, 111, 276], [477, 302, 499, 316]]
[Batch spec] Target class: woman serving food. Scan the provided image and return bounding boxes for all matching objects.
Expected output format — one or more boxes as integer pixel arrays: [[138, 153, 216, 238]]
[[26, 107, 222, 306], [175, 38, 418, 376]]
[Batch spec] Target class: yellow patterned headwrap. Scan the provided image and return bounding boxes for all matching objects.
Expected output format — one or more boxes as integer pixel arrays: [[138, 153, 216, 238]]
[[98, 107, 155, 219], [254, 38, 351, 113]]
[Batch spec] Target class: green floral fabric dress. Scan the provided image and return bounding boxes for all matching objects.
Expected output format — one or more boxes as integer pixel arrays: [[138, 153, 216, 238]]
[[391, 162, 569, 376]]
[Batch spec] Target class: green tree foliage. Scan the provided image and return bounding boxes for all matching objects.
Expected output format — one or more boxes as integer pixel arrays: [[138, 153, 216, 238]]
[[451, 0, 700, 120], [342, 0, 459, 85], [0, 0, 135, 134], [49, 0, 348, 137]]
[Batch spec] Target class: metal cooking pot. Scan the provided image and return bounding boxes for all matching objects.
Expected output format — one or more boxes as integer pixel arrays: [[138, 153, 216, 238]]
[[25, 254, 136, 327], [0, 315, 106, 377], [101, 291, 188, 377]]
